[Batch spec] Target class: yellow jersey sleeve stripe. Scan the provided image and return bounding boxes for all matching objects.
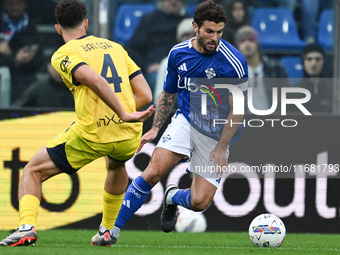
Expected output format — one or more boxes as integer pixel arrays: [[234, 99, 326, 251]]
[[129, 70, 142, 80], [71, 62, 87, 85]]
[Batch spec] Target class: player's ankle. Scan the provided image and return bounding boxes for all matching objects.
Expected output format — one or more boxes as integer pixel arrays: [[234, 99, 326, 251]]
[[99, 224, 114, 237], [166, 188, 178, 205], [18, 224, 34, 231], [112, 226, 121, 240]]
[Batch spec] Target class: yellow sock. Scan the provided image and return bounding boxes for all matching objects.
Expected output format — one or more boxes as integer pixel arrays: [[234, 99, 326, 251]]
[[101, 190, 124, 230], [19, 195, 40, 227]]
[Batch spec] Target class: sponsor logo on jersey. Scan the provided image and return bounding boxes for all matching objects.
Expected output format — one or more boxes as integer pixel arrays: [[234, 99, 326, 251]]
[[97, 114, 124, 127], [182, 78, 223, 109]]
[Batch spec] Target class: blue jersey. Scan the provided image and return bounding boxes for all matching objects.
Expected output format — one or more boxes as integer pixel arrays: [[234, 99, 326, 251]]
[[163, 38, 248, 143]]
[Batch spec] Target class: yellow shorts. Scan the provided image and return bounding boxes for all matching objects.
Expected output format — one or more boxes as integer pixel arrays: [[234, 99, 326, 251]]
[[46, 122, 141, 175]]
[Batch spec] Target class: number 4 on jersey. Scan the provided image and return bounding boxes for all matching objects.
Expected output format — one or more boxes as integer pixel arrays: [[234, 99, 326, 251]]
[[101, 54, 122, 92]]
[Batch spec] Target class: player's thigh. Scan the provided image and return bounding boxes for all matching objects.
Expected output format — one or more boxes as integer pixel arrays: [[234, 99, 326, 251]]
[[23, 146, 63, 182], [156, 111, 191, 160], [106, 134, 142, 166], [104, 136, 141, 191], [189, 127, 229, 188], [46, 123, 113, 174], [139, 111, 190, 185], [142, 111, 191, 185], [141, 147, 184, 186]]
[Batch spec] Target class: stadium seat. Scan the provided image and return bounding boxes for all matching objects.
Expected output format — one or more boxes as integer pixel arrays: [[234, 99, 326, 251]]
[[187, 4, 196, 15], [251, 8, 306, 53], [256, 0, 275, 7], [113, 4, 156, 45], [280, 56, 303, 86], [317, 9, 334, 52]]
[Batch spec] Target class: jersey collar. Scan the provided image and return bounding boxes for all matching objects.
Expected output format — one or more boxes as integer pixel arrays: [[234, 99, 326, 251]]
[[77, 34, 90, 40], [189, 38, 221, 53]]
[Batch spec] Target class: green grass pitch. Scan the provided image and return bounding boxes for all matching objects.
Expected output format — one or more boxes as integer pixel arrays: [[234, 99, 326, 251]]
[[0, 230, 339, 255]]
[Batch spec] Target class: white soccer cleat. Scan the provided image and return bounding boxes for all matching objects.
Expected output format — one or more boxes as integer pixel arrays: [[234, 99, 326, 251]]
[[0, 225, 37, 247], [91, 230, 112, 247]]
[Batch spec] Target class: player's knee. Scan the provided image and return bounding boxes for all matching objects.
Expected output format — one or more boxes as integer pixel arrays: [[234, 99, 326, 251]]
[[141, 165, 163, 186], [21, 164, 42, 183], [22, 160, 55, 183], [191, 197, 211, 212]]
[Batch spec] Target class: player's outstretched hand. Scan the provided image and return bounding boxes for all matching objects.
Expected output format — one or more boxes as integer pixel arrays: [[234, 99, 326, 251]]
[[209, 147, 228, 176], [136, 127, 159, 153], [122, 105, 155, 123]]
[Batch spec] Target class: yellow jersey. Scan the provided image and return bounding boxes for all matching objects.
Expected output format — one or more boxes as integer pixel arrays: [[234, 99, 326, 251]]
[[51, 35, 142, 143]]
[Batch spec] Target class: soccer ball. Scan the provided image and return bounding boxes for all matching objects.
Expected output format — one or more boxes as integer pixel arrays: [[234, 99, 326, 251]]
[[175, 209, 207, 233], [248, 213, 286, 247]]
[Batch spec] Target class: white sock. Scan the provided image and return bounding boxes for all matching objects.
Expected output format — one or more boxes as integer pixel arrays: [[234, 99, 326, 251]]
[[18, 224, 34, 231], [112, 226, 121, 240], [166, 188, 178, 205]]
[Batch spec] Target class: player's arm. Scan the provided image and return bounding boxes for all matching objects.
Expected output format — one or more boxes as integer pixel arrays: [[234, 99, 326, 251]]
[[136, 90, 176, 152], [130, 73, 153, 110], [74, 64, 154, 122], [210, 95, 245, 168], [153, 90, 176, 130], [151, 50, 178, 132], [136, 48, 177, 152]]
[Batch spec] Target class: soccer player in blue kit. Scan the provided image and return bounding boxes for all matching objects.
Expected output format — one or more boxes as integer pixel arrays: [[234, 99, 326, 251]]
[[108, 0, 248, 243]]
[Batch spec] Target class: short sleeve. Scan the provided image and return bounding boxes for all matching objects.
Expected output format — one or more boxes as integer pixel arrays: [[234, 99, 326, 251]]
[[163, 51, 178, 94], [51, 48, 86, 85], [121, 45, 141, 78]]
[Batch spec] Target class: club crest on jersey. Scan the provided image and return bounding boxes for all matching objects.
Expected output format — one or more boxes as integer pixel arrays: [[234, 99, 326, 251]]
[[162, 134, 171, 143], [60, 56, 71, 73], [205, 68, 216, 79]]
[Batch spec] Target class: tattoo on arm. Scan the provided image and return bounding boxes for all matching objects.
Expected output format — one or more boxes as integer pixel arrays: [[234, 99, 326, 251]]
[[153, 90, 176, 129]]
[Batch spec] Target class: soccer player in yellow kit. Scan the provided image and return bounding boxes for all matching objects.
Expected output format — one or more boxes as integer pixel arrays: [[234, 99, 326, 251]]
[[0, 0, 155, 247]]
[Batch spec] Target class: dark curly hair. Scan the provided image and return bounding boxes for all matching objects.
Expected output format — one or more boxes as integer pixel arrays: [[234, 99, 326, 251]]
[[193, 0, 228, 28], [55, 0, 87, 28]]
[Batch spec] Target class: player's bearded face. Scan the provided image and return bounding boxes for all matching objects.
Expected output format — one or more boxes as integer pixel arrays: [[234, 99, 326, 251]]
[[196, 21, 224, 54]]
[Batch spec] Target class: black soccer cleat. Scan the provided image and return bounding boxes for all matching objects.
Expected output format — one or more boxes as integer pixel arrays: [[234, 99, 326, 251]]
[[160, 184, 178, 233]]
